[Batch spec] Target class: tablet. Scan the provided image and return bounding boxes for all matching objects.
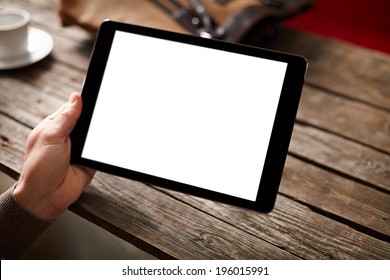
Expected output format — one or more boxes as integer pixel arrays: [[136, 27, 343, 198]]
[[71, 20, 307, 213]]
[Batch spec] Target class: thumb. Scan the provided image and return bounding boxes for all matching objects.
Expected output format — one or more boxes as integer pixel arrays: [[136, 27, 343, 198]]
[[47, 92, 82, 140]]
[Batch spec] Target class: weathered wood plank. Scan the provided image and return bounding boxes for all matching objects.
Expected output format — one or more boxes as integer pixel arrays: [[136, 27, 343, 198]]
[[160, 189, 390, 259], [48, 31, 93, 71], [2, 115, 389, 259], [281, 156, 390, 238], [0, 73, 63, 128], [297, 85, 390, 154], [261, 29, 390, 110], [72, 173, 298, 259], [0, 115, 298, 259], [290, 123, 390, 193], [0, 115, 30, 176], [2, 60, 389, 238], [3, 106, 388, 240], [154, 154, 390, 258], [6, 58, 86, 100]]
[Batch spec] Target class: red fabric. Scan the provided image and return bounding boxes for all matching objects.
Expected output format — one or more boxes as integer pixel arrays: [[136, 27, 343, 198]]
[[285, 0, 390, 54]]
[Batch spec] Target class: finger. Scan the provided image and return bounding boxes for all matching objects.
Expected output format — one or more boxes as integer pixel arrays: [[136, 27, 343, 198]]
[[49, 93, 82, 140], [79, 166, 96, 188]]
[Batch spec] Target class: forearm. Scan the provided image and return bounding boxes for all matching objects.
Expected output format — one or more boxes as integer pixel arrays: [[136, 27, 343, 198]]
[[0, 185, 51, 259]]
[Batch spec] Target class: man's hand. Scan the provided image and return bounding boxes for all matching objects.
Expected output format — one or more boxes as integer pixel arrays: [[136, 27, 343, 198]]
[[13, 92, 95, 220]]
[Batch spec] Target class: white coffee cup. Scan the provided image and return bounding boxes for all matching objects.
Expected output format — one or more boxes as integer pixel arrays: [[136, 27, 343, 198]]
[[0, 8, 31, 58]]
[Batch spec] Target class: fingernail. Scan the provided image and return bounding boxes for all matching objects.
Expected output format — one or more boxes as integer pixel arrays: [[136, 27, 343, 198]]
[[68, 93, 77, 104]]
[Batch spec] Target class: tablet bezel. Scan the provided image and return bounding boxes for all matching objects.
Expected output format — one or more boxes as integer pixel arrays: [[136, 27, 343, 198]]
[[70, 20, 307, 213]]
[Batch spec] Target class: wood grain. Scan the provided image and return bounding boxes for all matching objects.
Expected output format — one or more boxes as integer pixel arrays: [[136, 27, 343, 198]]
[[0, 73, 63, 128], [281, 157, 390, 238], [71, 173, 298, 259], [290, 124, 390, 193], [0, 115, 29, 177], [262, 29, 390, 111], [1, 115, 388, 259], [159, 189, 390, 259], [297, 86, 390, 154]]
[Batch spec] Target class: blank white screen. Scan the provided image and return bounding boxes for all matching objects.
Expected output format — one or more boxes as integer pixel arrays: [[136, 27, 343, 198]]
[[81, 31, 287, 201]]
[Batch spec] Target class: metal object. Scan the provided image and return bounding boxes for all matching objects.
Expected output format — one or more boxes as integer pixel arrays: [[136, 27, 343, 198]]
[[151, 0, 224, 38]]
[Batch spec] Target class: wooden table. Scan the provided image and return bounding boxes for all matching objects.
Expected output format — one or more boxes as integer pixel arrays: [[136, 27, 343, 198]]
[[1, 0, 389, 259]]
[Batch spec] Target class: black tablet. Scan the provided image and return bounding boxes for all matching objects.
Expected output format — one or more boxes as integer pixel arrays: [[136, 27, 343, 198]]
[[71, 20, 307, 213]]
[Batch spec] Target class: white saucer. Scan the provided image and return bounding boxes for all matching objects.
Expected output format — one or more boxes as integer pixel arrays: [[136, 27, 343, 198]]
[[0, 27, 54, 70]]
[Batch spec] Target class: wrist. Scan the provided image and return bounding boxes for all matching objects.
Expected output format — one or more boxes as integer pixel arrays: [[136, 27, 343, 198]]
[[13, 181, 59, 221]]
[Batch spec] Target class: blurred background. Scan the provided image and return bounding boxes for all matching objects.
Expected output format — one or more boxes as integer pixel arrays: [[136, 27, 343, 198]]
[[286, 0, 390, 54]]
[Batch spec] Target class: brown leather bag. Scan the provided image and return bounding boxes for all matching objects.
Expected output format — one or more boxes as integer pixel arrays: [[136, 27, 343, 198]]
[[60, 0, 314, 45]]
